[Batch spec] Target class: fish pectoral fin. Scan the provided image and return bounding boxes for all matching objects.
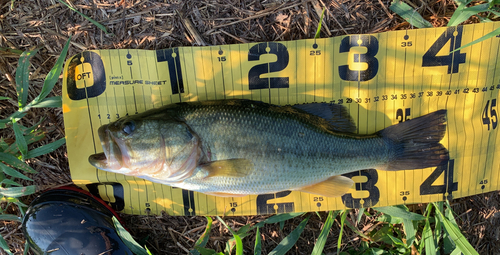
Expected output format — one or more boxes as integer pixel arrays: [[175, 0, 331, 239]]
[[205, 192, 248, 197], [298, 175, 354, 197], [200, 159, 254, 178]]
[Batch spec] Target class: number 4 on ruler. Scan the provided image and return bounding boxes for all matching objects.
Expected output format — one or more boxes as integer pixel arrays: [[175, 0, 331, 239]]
[[422, 26, 466, 74], [420, 159, 458, 199]]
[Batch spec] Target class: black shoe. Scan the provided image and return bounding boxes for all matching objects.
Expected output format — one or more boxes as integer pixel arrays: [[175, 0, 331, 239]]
[[22, 186, 134, 254]]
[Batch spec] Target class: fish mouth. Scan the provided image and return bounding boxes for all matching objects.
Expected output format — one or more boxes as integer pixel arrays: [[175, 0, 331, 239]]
[[88, 124, 128, 171]]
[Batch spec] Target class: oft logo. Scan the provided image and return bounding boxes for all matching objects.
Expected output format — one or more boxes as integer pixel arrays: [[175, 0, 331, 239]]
[[66, 51, 106, 100]]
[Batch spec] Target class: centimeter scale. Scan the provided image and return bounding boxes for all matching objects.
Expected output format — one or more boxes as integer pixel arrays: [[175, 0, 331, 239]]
[[63, 22, 500, 216]]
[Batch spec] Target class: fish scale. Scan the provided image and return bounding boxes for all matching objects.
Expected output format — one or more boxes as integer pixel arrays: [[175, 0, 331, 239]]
[[89, 100, 449, 197], [167, 102, 390, 194]]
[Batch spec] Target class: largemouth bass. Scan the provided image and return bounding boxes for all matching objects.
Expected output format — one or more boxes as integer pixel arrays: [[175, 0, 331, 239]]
[[88, 100, 448, 197]]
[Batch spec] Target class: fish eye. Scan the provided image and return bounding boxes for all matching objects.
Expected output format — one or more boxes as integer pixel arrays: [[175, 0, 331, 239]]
[[122, 120, 136, 135]]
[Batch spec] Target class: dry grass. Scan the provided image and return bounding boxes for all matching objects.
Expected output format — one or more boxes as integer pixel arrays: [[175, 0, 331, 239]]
[[0, 0, 499, 254]]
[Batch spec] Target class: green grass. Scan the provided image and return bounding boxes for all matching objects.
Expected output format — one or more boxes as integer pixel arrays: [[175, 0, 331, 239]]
[[175, 202, 477, 255], [0, 38, 70, 255], [390, 0, 500, 52]]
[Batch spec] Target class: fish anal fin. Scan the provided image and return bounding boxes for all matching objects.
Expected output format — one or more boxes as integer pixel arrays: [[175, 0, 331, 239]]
[[200, 159, 254, 178], [205, 192, 247, 197], [299, 175, 354, 197]]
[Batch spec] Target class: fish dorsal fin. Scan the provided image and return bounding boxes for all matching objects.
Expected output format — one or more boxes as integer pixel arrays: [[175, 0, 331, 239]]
[[292, 103, 356, 133], [200, 159, 254, 178], [298, 175, 354, 197]]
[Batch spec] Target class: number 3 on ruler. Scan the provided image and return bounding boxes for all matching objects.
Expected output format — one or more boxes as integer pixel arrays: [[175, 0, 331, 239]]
[[339, 35, 379, 81]]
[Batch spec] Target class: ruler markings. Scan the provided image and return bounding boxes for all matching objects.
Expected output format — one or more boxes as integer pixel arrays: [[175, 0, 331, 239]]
[[64, 23, 500, 215]]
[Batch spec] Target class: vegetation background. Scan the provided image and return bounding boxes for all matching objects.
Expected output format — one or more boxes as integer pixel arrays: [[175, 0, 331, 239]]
[[1, 0, 500, 254]]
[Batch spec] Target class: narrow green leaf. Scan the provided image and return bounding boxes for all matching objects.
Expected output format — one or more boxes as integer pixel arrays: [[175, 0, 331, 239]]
[[0, 185, 36, 197], [254, 227, 262, 255], [4, 130, 44, 155], [112, 216, 149, 255], [194, 216, 212, 249], [0, 138, 9, 151], [314, 8, 326, 39], [448, 3, 489, 27], [25, 138, 65, 159], [194, 247, 218, 255], [452, 25, 500, 53], [56, 0, 110, 34], [236, 224, 251, 235], [216, 216, 243, 255], [0, 47, 23, 55], [254, 212, 304, 229], [234, 235, 243, 255], [0, 162, 33, 181], [450, 247, 462, 255], [22, 119, 45, 134], [343, 217, 371, 240], [434, 203, 479, 255], [357, 208, 365, 223], [375, 206, 426, 221], [337, 210, 347, 254], [423, 219, 437, 255], [268, 215, 310, 255], [375, 214, 403, 224], [387, 234, 405, 247], [0, 96, 11, 100], [23, 241, 29, 255], [0, 152, 36, 173], [216, 216, 236, 235], [12, 121, 27, 159], [0, 214, 21, 222], [15, 49, 39, 108], [0, 234, 13, 255], [311, 210, 336, 255], [33, 38, 71, 105], [402, 218, 416, 247], [389, 0, 433, 28], [14, 200, 29, 208], [1, 179, 22, 187], [31, 96, 62, 108], [6, 112, 26, 122]]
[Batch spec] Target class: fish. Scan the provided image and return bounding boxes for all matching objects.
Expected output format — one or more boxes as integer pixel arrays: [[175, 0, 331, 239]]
[[88, 100, 449, 197]]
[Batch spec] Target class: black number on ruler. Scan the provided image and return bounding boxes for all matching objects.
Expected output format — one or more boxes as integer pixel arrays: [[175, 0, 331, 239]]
[[483, 99, 498, 131], [396, 108, 411, 123], [422, 26, 466, 74], [182, 189, 196, 216], [156, 48, 184, 94], [86, 182, 125, 211], [248, 42, 289, 90], [339, 35, 379, 81], [420, 159, 458, 199], [341, 169, 380, 208], [256, 191, 294, 214]]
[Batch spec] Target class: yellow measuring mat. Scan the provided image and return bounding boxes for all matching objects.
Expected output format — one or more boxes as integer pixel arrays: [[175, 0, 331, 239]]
[[63, 22, 500, 216]]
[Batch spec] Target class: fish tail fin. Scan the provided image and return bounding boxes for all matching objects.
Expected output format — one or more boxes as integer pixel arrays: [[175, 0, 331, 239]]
[[378, 110, 449, 171]]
